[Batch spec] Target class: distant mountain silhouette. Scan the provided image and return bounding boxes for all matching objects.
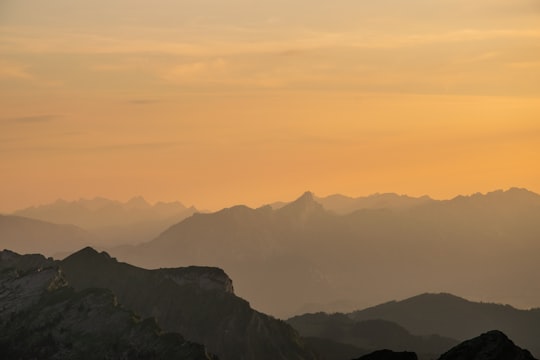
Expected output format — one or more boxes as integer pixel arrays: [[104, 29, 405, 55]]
[[287, 312, 457, 358], [13, 196, 197, 246], [0, 215, 95, 256], [316, 193, 433, 214], [438, 330, 537, 360], [61, 247, 317, 360], [109, 188, 540, 317], [0, 250, 215, 359], [350, 293, 540, 357]]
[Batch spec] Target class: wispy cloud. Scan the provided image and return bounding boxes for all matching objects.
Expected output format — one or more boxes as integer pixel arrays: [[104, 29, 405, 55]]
[[0, 60, 33, 80], [128, 99, 159, 105], [2, 115, 59, 124]]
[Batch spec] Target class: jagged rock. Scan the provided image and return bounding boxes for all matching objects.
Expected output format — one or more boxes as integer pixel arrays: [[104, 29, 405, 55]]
[[438, 330, 537, 360], [354, 349, 418, 360]]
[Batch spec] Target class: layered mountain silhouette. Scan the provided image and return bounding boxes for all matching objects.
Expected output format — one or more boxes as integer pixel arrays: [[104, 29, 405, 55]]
[[287, 312, 457, 358], [60, 247, 316, 360], [0, 215, 96, 256], [13, 196, 197, 247], [109, 188, 540, 317], [349, 293, 540, 357], [0, 250, 215, 359], [2, 248, 539, 360]]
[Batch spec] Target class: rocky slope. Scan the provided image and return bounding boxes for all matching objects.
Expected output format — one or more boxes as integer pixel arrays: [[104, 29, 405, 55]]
[[0, 250, 215, 359], [61, 247, 317, 360]]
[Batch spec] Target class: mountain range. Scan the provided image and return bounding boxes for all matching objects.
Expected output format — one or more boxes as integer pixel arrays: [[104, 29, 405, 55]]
[[3, 188, 540, 317], [13, 196, 197, 247], [108, 188, 540, 317]]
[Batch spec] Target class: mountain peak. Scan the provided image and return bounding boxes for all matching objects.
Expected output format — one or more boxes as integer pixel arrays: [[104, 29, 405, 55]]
[[64, 247, 113, 264], [126, 196, 150, 209], [277, 191, 325, 218]]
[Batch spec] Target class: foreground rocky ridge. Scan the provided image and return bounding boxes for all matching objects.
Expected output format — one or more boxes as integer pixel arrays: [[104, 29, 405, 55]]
[[60, 247, 316, 360], [0, 250, 215, 359]]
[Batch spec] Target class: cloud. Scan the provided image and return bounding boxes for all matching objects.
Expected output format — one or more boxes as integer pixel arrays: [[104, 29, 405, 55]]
[[0, 60, 32, 80], [2, 115, 59, 123], [128, 99, 159, 105]]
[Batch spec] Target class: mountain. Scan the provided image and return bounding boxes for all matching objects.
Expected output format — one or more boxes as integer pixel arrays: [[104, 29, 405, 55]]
[[315, 193, 434, 215], [438, 330, 537, 360], [0, 250, 215, 359], [13, 196, 197, 246], [109, 188, 540, 317], [350, 293, 540, 357], [0, 214, 96, 256], [60, 247, 317, 360], [287, 312, 457, 358]]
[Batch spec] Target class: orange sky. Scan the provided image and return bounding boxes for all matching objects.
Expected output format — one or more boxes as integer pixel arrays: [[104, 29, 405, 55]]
[[1, 0, 540, 212]]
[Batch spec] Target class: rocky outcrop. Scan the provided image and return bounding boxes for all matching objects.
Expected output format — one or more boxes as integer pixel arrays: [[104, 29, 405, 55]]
[[158, 266, 234, 293], [0, 250, 216, 359], [438, 330, 537, 360]]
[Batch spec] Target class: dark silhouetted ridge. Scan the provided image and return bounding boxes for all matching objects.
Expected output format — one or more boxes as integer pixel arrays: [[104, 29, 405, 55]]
[[439, 330, 537, 360], [61, 247, 316, 360]]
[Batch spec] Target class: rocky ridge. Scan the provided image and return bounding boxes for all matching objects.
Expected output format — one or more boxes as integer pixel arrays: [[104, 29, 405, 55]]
[[0, 249, 216, 359]]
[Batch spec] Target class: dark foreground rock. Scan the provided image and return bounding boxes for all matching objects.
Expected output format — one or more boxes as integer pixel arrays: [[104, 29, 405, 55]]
[[354, 349, 418, 360], [438, 330, 537, 360], [0, 250, 216, 360]]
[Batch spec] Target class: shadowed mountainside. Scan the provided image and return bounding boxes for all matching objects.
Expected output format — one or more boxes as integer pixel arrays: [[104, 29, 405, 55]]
[[350, 293, 540, 357], [13, 196, 197, 247], [0, 215, 96, 256], [0, 250, 216, 360], [110, 188, 540, 317], [287, 312, 457, 358], [61, 247, 317, 360]]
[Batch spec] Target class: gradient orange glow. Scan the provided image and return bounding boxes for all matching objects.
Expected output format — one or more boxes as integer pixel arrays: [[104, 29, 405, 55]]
[[1, 0, 539, 212]]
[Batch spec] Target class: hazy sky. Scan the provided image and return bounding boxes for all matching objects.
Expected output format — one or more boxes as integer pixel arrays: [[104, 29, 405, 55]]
[[1, 0, 540, 212]]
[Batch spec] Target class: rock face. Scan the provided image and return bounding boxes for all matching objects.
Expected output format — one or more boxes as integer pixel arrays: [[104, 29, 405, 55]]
[[438, 330, 537, 360], [60, 247, 316, 360], [0, 250, 216, 360], [158, 266, 234, 293], [354, 349, 418, 360]]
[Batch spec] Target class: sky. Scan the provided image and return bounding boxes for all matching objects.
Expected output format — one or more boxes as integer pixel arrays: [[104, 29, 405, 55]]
[[1, 0, 540, 212]]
